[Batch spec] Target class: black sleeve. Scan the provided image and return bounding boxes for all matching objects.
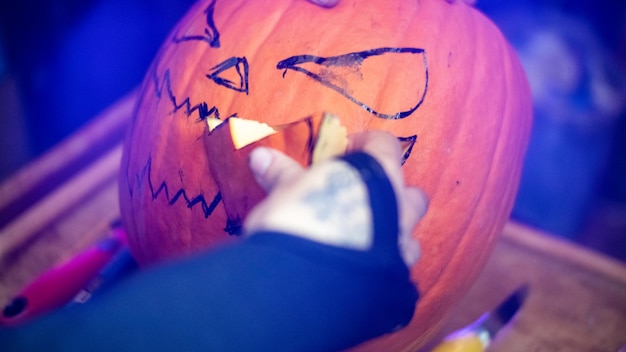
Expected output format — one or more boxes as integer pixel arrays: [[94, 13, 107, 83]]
[[0, 152, 419, 352]]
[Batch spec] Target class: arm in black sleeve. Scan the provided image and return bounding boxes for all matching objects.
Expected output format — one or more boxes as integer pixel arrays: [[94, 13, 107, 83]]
[[1, 152, 419, 352]]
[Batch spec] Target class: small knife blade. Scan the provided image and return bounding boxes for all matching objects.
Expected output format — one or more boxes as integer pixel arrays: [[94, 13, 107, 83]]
[[431, 284, 529, 352]]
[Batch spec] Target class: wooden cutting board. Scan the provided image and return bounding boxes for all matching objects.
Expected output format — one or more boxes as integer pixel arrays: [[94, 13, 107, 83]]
[[425, 222, 626, 352]]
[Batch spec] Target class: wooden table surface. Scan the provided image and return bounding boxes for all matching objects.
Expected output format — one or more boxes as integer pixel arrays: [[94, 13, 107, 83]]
[[429, 222, 626, 352], [1, 92, 625, 351]]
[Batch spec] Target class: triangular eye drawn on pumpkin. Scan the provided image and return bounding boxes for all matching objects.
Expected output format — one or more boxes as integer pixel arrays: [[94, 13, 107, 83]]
[[206, 57, 250, 94], [171, 0, 220, 48], [277, 47, 428, 120]]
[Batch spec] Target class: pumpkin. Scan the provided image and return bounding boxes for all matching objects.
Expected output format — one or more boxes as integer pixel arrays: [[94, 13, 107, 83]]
[[118, 0, 532, 349]]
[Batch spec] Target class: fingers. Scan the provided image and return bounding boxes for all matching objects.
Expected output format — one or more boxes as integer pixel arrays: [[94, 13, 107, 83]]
[[307, 0, 339, 7], [347, 131, 406, 201], [348, 131, 403, 167], [249, 147, 305, 192], [349, 130, 429, 267], [401, 188, 429, 235], [398, 187, 428, 266], [347, 131, 404, 190], [399, 233, 421, 268]]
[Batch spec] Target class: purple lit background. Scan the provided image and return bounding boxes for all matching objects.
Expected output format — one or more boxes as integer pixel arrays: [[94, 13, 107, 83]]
[[0, 0, 625, 260]]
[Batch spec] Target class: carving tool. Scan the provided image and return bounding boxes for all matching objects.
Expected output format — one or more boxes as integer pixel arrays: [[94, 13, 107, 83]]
[[0, 225, 128, 326], [431, 285, 528, 352], [70, 245, 137, 305]]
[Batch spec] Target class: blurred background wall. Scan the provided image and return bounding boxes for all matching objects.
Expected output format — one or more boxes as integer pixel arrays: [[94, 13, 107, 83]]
[[0, 0, 196, 172], [477, 0, 626, 261], [1, 0, 625, 260]]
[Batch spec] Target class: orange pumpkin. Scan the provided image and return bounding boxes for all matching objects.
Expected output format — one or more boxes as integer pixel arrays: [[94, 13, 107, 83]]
[[118, 0, 532, 349]]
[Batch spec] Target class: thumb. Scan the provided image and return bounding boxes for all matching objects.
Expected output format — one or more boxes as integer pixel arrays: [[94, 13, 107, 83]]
[[249, 147, 305, 192]]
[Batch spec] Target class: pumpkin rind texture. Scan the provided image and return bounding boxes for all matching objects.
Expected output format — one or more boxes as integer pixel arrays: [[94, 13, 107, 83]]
[[119, 0, 532, 349]]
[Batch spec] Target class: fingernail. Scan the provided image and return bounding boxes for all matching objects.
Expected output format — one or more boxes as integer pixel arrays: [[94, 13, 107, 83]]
[[249, 147, 273, 176]]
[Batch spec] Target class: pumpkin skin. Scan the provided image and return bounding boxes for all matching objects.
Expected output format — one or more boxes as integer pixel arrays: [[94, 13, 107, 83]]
[[118, 0, 532, 350]]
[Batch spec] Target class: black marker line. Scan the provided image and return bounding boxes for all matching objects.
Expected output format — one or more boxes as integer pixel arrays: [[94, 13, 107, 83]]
[[277, 47, 428, 120], [152, 66, 219, 122], [398, 135, 417, 165], [172, 0, 220, 48], [128, 157, 222, 219], [206, 56, 249, 94]]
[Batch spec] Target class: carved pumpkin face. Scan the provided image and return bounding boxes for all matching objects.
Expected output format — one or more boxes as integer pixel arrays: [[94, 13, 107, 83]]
[[119, 0, 532, 349]]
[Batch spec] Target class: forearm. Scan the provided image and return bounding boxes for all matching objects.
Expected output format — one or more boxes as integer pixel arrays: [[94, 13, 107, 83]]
[[2, 148, 424, 352], [2, 230, 417, 352]]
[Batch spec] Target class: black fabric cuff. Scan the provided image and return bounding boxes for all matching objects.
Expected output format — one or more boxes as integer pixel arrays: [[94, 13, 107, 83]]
[[339, 152, 402, 256]]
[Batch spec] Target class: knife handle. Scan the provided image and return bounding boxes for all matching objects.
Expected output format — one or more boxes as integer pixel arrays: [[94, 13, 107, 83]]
[[0, 228, 126, 326]]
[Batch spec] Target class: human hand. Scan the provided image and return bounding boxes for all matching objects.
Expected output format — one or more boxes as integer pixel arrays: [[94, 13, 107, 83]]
[[244, 130, 428, 267]]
